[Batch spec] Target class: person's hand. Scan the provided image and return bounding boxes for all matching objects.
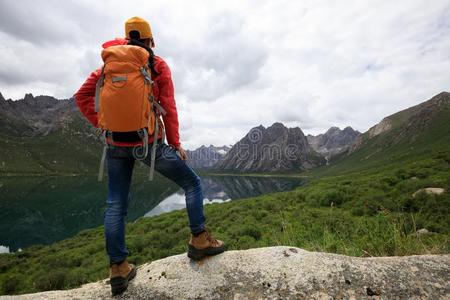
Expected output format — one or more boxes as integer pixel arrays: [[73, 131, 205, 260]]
[[176, 145, 188, 161]]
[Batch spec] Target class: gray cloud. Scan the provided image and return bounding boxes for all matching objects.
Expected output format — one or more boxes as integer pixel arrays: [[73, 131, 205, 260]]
[[0, 0, 114, 46], [158, 12, 268, 102]]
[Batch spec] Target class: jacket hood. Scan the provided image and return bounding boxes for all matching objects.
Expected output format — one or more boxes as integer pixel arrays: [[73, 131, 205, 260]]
[[102, 38, 128, 49]]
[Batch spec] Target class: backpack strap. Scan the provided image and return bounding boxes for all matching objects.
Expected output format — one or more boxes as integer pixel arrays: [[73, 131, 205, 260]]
[[148, 113, 159, 181], [98, 130, 112, 182], [148, 94, 167, 145], [152, 99, 167, 116], [140, 67, 153, 84], [139, 65, 168, 180]]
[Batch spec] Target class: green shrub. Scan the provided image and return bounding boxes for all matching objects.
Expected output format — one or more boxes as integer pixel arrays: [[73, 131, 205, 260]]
[[319, 190, 347, 207], [381, 176, 399, 186], [351, 206, 365, 216], [1, 275, 22, 294], [33, 269, 67, 291], [238, 225, 262, 240]]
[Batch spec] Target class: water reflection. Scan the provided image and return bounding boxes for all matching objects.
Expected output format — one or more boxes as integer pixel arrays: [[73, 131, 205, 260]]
[[0, 175, 304, 251], [146, 175, 303, 216]]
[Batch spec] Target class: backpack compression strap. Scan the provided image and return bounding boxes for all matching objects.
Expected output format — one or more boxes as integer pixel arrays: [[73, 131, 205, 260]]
[[94, 66, 105, 112]]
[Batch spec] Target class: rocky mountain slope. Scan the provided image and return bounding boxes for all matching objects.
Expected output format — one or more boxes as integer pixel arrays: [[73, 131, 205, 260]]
[[0, 93, 102, 174], [5, 246, 448, 299], [307, 126, 360, 157], [316, 91, 450, 175], [186, 145, 230, 170], [216, 122, 325, 172], [350, 91, 450, 154], [0, 93, 79, 136]]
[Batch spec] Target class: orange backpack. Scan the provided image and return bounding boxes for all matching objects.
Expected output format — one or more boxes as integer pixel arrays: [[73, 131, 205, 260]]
[[94, 44, 165, 181]]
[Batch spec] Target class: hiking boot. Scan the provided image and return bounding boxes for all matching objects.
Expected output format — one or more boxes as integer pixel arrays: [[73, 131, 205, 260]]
[[188, 228, 225, 261], [109, 260, 137, 296]]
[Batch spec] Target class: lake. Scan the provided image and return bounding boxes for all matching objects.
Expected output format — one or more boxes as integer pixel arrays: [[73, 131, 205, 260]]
[[0, 174, 304, 252]]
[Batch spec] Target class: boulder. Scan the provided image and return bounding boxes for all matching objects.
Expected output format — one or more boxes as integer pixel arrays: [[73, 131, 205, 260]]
[[3, 246, 449, 299], [413, 187, 445, 197]]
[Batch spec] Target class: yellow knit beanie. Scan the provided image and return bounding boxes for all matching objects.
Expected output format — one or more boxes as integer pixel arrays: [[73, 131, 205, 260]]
[[125, 16, 153, 39]]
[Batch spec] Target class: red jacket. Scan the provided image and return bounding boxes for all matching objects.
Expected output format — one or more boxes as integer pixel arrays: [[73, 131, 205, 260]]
[[74, 38, 180, 148]]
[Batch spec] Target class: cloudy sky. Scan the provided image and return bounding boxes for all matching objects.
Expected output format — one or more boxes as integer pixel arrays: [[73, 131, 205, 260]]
[[0, 0, 449, 149]]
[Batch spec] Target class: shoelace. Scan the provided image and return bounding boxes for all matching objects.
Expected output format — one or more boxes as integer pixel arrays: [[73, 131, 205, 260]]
[[205, 230, 220, 246]]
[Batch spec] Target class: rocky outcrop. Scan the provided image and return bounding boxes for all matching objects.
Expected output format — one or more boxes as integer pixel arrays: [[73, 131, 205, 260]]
[[186, 145, 231, 170], [307, 126, 360, 157], [5, 246, 449, 299], [216, 123, 325, 172]]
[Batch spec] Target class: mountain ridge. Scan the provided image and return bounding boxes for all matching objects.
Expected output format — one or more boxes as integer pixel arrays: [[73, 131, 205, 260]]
[[1, 91, 449, 174], [186, 145, 231, 170]]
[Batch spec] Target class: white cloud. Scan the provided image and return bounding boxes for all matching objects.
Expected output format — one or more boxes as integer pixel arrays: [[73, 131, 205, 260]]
[[0, 0, 449, 149]]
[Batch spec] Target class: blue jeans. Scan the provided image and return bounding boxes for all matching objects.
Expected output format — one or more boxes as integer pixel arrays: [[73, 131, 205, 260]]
[[104, 141, 206, 264]]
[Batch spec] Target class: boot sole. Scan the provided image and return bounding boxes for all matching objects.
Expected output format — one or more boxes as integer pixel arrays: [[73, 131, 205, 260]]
[[110, 264, 137, 296], [187, 244, 225, 261]]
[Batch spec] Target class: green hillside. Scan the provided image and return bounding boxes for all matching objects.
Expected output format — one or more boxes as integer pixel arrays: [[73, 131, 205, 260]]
[[0, 117, 102, 175]]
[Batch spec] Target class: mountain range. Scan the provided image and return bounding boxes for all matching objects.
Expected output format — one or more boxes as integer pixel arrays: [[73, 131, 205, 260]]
[[185, 145, 231, 170], [0, 91, 449, 174]]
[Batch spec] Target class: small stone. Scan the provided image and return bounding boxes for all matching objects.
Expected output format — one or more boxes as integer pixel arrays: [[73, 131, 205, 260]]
[[366, 287, 381, 296], [416, 228, 432, 237]]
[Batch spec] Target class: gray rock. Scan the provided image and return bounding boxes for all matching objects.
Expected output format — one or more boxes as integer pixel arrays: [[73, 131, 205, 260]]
[[5, 246, 449, 299], [413, 187, 445, 197]]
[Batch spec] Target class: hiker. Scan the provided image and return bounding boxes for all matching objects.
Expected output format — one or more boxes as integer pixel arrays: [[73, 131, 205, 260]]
[[74, 16, 225, 296]]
